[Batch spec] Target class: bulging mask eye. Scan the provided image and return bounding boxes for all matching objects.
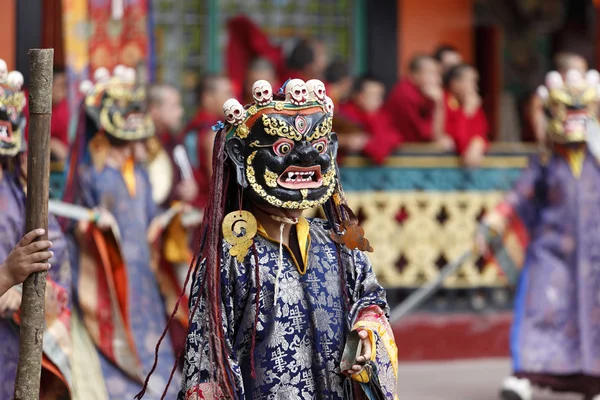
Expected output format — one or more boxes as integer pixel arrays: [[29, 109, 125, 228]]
[[312, 139, 327, 154], [273, 139, 294, 156]]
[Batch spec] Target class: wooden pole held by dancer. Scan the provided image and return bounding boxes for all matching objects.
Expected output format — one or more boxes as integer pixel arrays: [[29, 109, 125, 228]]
[[13, 48, 54, 400]]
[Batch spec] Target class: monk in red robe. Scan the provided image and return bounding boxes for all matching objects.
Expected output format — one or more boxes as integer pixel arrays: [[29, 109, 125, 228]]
[[443, 64, 489, 167], [181, 74, 234, 211], [339, 75, 402, 164], [383, 55, 453, 149]]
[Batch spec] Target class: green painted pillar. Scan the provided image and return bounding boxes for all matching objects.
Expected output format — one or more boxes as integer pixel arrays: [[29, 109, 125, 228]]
[[207, 0, 221, 73], [353, 0, 367, 75]]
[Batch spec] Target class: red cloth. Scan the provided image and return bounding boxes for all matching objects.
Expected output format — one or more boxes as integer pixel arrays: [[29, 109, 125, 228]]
[[383, 79, 436, 143], [338, 101, 402, 164], [181, 110, 219, 210], [443, 93, 489, 155], [51, 99, 70, 146], [225, 15, 329, 98], [226, 15, 286, 99]]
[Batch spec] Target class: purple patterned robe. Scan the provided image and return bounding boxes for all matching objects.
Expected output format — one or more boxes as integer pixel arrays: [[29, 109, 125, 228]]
[[69, 165, 179, 398], [509, 149, 600, 377], [0, 172, 70, 398]]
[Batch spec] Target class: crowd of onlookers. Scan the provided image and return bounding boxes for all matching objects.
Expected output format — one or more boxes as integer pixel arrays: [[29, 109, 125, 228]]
[[45, 24, 592, 205]]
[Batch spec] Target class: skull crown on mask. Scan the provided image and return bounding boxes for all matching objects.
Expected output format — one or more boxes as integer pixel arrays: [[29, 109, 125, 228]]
[[252, 80, 273, 106], [537, 68, 600, 144], [285, 79, 309, 106]]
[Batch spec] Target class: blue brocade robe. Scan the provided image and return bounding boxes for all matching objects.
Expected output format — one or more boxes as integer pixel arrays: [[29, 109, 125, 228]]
[[502, 149, 600, 377], [179, 218, 398, 399]]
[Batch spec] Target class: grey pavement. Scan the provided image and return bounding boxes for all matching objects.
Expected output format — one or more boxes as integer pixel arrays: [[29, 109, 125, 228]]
[[397, 358, 581, 400]]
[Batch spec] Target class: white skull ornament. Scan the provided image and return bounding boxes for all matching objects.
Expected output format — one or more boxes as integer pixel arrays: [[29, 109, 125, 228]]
[[325, 96, 335, 115], [0, 60, 7, 82], [223, 99, 246, 126], [252, 80, 273, 106], [306, 79, 326, 103], [285, 79, 308, 106], [79, 80, 94, 95], [94, 67, 110, 83], [7, 71, 24, 91]]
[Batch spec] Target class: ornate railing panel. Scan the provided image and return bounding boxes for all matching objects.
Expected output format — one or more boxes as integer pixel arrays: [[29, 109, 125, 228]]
[[339, 144, 536, 289]]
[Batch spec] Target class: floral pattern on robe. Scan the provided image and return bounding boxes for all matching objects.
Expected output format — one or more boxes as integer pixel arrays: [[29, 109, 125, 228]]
[[179, 218, 398, 399]]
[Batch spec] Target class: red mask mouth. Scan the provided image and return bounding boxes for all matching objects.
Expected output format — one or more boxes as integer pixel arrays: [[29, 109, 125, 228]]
[[277, 165, 323, 189], [123, 112, 145, 130], [564, 110, 588, 138], [0, 120, 13, 143]]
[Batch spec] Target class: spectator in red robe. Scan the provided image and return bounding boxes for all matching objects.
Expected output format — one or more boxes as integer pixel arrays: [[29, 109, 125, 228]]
[[147, 84, 198, 208], [338, 75, 402, 164], [443, 64, 489, 167], [433, 44, 463, 75], [50, 67, 70, 161], [383, 55, 453, 149], [181, 74, 234, 210]]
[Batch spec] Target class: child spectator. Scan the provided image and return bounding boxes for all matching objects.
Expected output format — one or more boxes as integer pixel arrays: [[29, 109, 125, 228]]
[[339, 75, 402, 164], [443, 64, 489, 168], [384, 55, 453, 150]]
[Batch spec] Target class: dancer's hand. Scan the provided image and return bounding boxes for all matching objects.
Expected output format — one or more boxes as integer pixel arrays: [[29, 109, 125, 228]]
[[343, 329, 372, 375], [176, 179, 198, 203], [0, 289, 22, 318], [94, 207, 117, 231], [0, 229, 52, 297]]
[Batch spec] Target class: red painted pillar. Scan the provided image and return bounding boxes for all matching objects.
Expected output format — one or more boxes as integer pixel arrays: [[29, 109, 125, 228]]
[[0, 0, 16, 69]]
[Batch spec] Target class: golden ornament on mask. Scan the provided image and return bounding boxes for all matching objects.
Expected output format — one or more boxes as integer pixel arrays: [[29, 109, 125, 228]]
[[582, 87, 597, 104], [261, 114, 302, 141], [274, 102, 285, 111], [247, 105, 258, 116], [549, 89, 573, 106], [307, 116, 333, 141], [0, 92, 26, 112], [222, 210, 258, 262], [236, 124, 250, 139], [301, 189, 308, 199], [245, 152, 337, 209], [264, 168, 279, 188], [99, 107, 154, 140]]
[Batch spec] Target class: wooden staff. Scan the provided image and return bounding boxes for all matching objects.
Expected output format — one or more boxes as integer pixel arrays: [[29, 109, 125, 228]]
[[14, 48, 54, 400]]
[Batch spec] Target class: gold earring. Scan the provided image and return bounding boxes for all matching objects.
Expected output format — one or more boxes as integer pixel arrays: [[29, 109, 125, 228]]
[[222, 210, 258, 262]]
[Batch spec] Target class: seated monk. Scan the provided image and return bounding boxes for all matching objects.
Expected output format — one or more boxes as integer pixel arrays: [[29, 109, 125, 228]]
[[383, 55, 454, 150], [339, 75, 402, 164], [443, 64, 489, 168]]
